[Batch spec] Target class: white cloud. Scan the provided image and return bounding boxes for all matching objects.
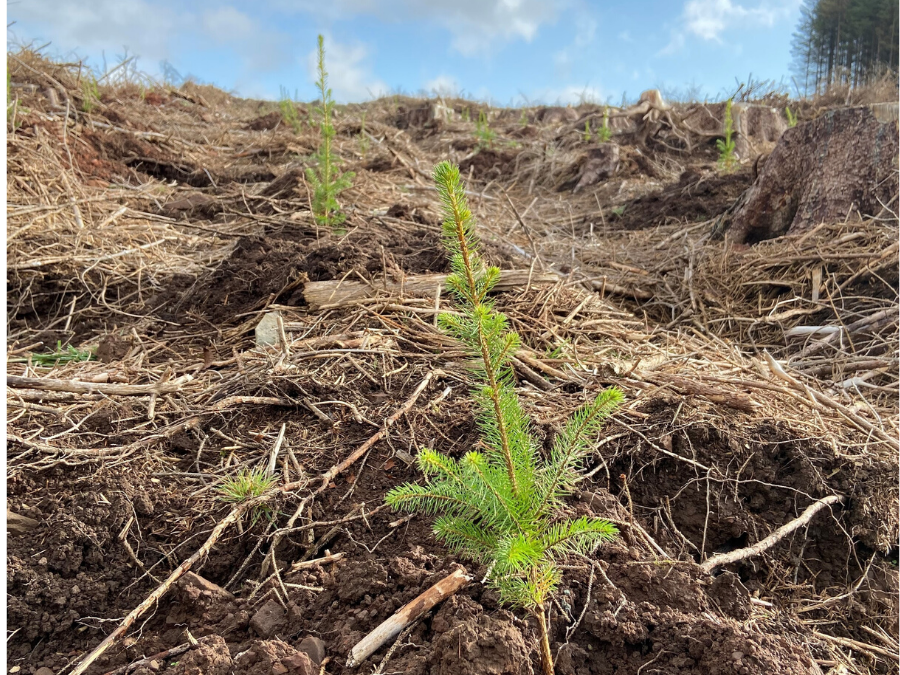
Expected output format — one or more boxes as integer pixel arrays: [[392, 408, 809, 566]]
[[200, 7, 288, 72], [574, 15, 597, 48], [619, 30, 632, 43], [677, 0, 798, 44], [307, 36, 388, 103], [553, 8, 598, 80], [423, 75, 460, 96], [265, 0, 563, 56], [534, 84, 604, 106], [9, 0, 179, 70]]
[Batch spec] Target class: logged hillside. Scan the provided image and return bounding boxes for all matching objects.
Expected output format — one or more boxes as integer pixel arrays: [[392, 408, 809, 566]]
[[7, 51, 899, 675]]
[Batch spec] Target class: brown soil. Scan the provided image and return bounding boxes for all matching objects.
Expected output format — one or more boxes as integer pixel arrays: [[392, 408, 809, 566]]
[[7, 51, 898, 675], [610, 166, 754, 230]]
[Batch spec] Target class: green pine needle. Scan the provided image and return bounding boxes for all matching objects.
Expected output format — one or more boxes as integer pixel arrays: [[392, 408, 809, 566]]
[[217, 468, 276, 503], [386, 160, 622, 618]]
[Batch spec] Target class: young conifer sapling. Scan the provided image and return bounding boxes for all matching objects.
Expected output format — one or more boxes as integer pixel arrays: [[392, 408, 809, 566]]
[[597, 106, 612, 142], [307, 34, 354, 227], [717, 98, 737, 172], [386, 161, 623, 675], [785, 105, 797, 128]]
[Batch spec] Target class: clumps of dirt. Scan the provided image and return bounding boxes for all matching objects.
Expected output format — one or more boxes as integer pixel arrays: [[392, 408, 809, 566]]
[[173, 235, 311, 321], [429, 596, 533, 675], [611, 166, 753, 230], [125, 537, 820, 675], [603, 400, 898, 612], [175, 218, 449, 323], [459, 148, 520, 181], [533, 107, 579, 124], [6, 472, 163, 670], [395, 102, 434, 129], [245, 111, 284, 131]]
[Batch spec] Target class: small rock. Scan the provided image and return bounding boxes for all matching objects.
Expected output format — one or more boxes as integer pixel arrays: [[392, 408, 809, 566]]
[[732, 651, 744, 661], [34, 668, 55, 675], [281, 653, 315, 675], [271, 663, 288, 675], [297, 636, 326, 665], [178, 572, 235, 602], [147, 660, 161, 671], [250, 600, 286, 638], [7, 510, 40, 535], [255, 312, 282, 347]]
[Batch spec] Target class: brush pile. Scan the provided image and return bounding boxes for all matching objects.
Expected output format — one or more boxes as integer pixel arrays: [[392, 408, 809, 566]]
[[7, 49, 898, 675]]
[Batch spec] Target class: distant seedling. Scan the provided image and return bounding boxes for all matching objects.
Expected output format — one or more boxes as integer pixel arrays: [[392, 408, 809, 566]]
[[475, 109, 495, 150], [785, 106, 797, 128], [279, 86, 302, 133], [81, 75, 100, 113], [462, 107, 470, 123], [583, 120, 592, 142], [386, 161, 622, 675], [307, 35, 355, 227], [519, 109, 528, 127], [717, 98, 737, 173], [596, 107, 612, 142]]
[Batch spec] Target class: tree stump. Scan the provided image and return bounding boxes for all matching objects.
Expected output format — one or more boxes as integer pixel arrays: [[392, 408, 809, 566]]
[[713, 105, 898, 245]]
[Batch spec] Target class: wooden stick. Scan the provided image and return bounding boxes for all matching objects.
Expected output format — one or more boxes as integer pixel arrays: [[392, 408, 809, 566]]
[[812, 630, 899, 661], [67, 494, 263, 675], [503, 191, 544, 270], [67, 370, 441, 675], [266, 424, 287, 476], [763, 352, 899, 450], [346, 567, 471, 668], [699, 495, 843, 573], [7, 374, 191, 396], [640, 371, 758, 412], [314, 369, 442, 491], [290, 551, 345, 572], [303, 269, 559, 309], [794, 308, 895, 360]]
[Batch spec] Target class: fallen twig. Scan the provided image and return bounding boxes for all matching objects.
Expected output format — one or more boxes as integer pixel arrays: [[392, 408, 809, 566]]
[[290, 551, 345, 572], [812, 630, 899, 662], [699, 494, 844, 573], [763, 352, 899, 450], [7, 374, 192, 396], [67, 493, 266, 675], [346, 567, 471, 668]]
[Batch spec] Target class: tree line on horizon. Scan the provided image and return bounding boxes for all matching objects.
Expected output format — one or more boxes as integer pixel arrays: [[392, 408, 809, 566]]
[[791, 0, 898, 95]]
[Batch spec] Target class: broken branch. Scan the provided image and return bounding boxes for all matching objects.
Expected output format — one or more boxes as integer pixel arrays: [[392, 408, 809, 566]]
[[699, 495, 843, 574], [346, 567, 471, 668]]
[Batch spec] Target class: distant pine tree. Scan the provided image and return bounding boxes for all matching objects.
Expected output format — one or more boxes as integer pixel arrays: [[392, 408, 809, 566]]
[[791, 0, 898, 95]]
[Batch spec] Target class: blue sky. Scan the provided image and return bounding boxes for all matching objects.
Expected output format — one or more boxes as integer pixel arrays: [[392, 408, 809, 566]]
[[7, 0, 803, 105]]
